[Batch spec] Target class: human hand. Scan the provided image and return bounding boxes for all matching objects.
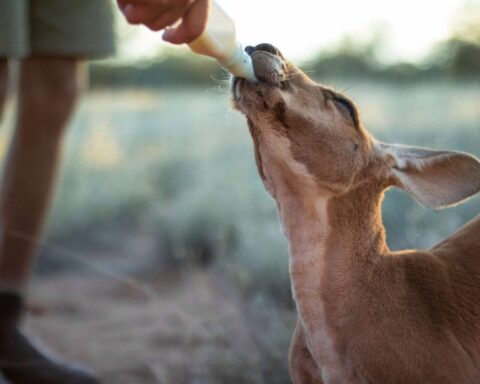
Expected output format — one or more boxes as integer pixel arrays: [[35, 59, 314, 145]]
[[117, 0, 210, 44]]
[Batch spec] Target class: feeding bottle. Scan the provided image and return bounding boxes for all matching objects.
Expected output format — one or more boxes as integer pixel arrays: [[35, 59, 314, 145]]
[[187, 1, 256, 81]]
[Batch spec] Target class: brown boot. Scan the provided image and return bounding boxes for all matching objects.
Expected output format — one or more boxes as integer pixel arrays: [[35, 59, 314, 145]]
[[0, 293, 100, 384]]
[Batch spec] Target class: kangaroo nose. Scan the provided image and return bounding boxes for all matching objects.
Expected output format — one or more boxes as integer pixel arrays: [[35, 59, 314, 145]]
[[251, 43, 284, 58], [245, 46, 255, 55], [249, 44, 285, 86]]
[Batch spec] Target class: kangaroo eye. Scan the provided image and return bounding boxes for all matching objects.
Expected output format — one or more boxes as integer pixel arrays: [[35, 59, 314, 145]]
[[333, 96, 357, 125]]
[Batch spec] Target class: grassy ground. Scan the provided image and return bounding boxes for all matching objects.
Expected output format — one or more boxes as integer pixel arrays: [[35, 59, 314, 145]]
[[1, 79, 479, 383], [28, 268, 294, 384]]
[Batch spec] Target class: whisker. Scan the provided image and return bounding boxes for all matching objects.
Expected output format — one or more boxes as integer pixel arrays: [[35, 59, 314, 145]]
[[206, 73, 232, 96], [339, 84, 359, 99]]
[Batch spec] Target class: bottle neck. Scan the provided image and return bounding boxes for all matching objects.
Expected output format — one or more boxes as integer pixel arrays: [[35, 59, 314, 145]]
[[218, 43, 256, 81]]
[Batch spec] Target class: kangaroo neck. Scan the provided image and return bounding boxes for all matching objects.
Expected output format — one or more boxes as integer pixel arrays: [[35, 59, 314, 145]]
[[274, 183, 388, 382], [276, 183, 387, 287]]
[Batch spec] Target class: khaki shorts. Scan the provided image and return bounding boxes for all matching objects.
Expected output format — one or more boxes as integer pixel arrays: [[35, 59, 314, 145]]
[[0, 0, 116, 58]]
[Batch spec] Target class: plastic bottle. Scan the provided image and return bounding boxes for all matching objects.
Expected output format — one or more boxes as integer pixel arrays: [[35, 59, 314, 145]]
[[188, 1, 256, 81]]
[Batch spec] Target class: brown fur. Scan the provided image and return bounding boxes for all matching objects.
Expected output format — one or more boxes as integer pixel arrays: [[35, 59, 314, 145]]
[[233, 44, 480, 384]]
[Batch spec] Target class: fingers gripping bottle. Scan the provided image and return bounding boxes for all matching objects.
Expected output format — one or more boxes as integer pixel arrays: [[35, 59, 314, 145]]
[[188, 1, 256, 81]]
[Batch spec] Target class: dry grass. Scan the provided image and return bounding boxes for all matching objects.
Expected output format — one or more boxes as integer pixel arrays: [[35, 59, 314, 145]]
[[27, 263, 294, 384]]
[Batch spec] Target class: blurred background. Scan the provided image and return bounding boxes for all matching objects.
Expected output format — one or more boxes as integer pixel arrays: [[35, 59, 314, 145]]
[[1, 0, 479, 383]]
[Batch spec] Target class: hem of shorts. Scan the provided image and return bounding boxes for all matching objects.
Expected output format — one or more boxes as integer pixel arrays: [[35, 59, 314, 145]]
[[0, 51, 116, 60], [30, 44, 116, 59]]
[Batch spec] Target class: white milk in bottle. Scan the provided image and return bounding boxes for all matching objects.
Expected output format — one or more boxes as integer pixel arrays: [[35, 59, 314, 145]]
[[188, 1, 256, 81]]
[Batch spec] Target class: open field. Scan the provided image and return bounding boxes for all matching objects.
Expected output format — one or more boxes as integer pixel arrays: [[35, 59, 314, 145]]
[[1, 79, 479, 383]]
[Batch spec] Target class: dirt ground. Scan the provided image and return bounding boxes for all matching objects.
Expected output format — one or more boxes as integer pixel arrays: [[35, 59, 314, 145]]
[[26, 266, 294, 384]]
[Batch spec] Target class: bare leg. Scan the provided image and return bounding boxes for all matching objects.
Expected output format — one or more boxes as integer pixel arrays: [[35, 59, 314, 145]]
[[0, 60, 9, 384], [0, 58, 84, 291], [289, 319, 324, 384], [0, 58, 99, 384], [0, 59, 8, 121]]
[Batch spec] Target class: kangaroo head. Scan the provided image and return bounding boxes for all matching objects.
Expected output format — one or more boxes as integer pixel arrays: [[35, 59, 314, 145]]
[[233, 43, 480, 207]]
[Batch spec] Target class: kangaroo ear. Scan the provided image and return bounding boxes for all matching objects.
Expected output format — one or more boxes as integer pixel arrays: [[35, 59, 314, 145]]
[[378, 143, 480, 208]]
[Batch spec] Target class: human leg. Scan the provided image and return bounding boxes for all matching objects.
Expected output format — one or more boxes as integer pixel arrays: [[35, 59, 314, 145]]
[[0, 57, 84, 291], [0, 0, 114, 381], [0, 60, 8, 120], [0, 58, 99, 384]]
